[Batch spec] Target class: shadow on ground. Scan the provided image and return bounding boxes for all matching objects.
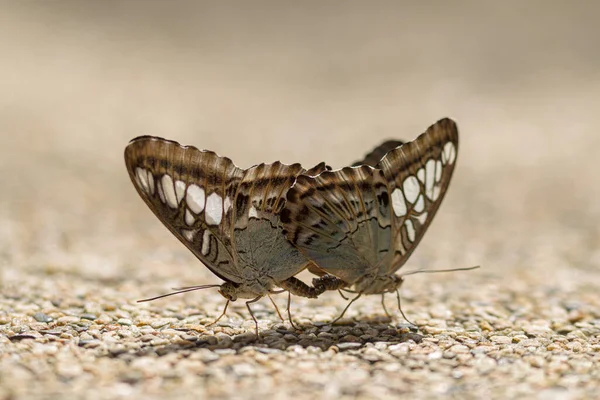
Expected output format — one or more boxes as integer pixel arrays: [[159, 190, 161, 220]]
[[103, 320, 423, 359]]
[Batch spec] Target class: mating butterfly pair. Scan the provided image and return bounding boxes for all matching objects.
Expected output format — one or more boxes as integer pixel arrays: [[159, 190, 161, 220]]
[[125, 118, 459, 333]]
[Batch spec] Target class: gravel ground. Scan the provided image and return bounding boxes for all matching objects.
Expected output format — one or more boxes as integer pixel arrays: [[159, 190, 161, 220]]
[[2, 3, 600, 399]]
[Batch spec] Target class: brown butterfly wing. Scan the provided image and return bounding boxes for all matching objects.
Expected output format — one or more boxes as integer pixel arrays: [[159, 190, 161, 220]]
[[281, 165, 393, 284], [125, 137, 324, 286], [125, 136, 245, 283], [377, 118, 458, 274], [282, 118, 459, 282]]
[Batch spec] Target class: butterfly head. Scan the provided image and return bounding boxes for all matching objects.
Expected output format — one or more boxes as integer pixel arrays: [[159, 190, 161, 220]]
[[218, 282, 240, 301]]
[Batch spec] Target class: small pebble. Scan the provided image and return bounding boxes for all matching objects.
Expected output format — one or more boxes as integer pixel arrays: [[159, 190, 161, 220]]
[[150, 319, 174, 329], [33, 313, 53, 323], [339, 335, 361, 343], [56, 316, 80, 325], [283, 334, 298, 342], [94, 315, 112, 325], [213, 348, 236, 356], [336, 342, 362, 350], [448, 344, 470, 354], [490, 335, 512, 345], [191, 349, 220, 363], [233, 332, 257, 344], [317, 332, 338, 340], [9, 334, 37, 341], [197, 335, 218, 346]]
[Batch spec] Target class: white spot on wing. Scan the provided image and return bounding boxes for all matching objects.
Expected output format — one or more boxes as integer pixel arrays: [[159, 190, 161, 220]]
[[201, 230, 211, 255], [185, 209, 195, 226], [391, 189, 407, 217], [417, 168, 425, 183], [175, 180, 186, 203], [425, 159, 436, 200], [415, 212, 428, 226], [414, 194, 424, 213], [435, 160, 443, 182], [433, 185, 441, 201], [403, 176, 420, 204], [405, 219, 416, 242], [249, 205, 259, 219], [182, 229, 195, 242], [442, 142, 456, 165], [134, 169, 142, 187], [146, 170, 155, 194], [186, 184, 205, 214], [205, 193, 223, 225], [136, 168, 149, 193], [161, 175, 178, 208]]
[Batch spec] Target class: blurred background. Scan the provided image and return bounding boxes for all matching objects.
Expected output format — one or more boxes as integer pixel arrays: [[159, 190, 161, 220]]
[[1, 1, 599, 307]]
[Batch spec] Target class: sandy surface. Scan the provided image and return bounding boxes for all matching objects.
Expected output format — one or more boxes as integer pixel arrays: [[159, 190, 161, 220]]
[[1, 2, 600, 399]]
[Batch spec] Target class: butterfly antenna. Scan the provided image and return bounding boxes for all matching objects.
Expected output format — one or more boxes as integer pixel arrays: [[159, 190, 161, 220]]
[[137, 284, 221, 303], [393, 266, 479, 326], [400, 265, 480, 277]]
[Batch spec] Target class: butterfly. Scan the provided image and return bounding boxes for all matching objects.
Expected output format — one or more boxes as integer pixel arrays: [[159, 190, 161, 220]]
[[124, 136, 341, 334], [281, 118, 463, 321]]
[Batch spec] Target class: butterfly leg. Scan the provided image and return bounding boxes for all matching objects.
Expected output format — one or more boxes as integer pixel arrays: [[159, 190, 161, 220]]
[[207, 300, 230, 327], [331, 293, 362, 324], [246, 296, 263, 338], [381, 293, 392, 320], [338, 289, 349, 300], [286, 292, 299, 330], [395, 289, 416, 326], [267, 294, 285, 322]]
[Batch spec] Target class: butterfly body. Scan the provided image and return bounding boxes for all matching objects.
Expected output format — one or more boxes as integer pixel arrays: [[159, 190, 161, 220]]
[[283, 118, 459, 300]]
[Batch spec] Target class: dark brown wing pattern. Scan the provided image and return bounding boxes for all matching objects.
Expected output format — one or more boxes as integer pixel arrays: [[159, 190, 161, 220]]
[[281, 165, 392, 284], [125, 136, 328, 299], [282, 118, 459, 293], [377, 118, 458, 275], [125, 136, 243, 283]]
